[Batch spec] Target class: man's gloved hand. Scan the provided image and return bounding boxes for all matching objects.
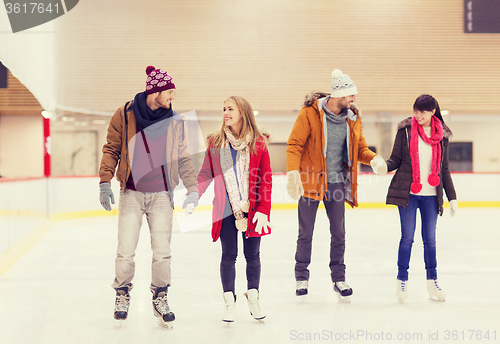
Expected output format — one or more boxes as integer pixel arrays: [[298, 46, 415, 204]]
[[99, 182, 115, 211], [287, 170, 304, 201], [182, 191, 199, 215], [370, 155, 388, 175], [252, 212, 273, 235]]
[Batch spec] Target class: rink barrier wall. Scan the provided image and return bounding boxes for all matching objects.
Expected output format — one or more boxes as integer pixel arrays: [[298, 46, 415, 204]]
[[1, 173, 499, 276]]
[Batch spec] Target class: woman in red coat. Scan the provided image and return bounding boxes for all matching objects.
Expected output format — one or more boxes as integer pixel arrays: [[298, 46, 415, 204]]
[[197, 96, 272, 323]]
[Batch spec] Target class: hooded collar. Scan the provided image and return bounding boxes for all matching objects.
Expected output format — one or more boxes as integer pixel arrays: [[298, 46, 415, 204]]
[[316, 97, 358, 121], [398, 117, 453, 139]]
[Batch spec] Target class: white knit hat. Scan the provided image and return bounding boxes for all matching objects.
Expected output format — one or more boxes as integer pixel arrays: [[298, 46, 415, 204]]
[[330, 69, 357, 98]]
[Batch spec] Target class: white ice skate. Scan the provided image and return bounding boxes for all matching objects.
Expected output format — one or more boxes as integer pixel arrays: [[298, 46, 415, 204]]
[[222, 291, 235, 323], [333, 281, 353, 303], [427, 279, 446, 302], [244, 289, 266, 322], [396, 279, 408, 302]]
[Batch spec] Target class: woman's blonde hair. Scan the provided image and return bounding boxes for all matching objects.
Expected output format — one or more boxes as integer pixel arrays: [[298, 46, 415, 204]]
[[209, 96, 263, 153]]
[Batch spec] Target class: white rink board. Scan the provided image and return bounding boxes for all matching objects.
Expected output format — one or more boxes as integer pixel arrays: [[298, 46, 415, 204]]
[[1, 173, 499, 256]]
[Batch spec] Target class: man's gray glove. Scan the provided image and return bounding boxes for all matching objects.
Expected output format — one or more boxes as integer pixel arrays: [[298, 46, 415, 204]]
[[99, 182, 115, 211], [182, 191, 199, 215]]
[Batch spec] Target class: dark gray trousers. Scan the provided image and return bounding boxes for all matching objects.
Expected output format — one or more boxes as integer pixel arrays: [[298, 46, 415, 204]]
[[294, 183, 346, 282]]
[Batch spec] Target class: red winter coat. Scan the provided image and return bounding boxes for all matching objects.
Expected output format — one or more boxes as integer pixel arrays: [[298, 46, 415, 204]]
[[197, 138, 272, 242]]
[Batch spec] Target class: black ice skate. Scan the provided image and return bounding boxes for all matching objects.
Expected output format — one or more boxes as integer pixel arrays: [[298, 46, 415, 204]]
[[114, 288, 130, 320], [296, 280, 308, 296], [152, 286, 175, 328], [333, 281, 353, 303]]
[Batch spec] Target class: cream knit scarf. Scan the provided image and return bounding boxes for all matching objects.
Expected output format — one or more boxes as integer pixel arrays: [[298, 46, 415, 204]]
[[221, 127, 250, 231]]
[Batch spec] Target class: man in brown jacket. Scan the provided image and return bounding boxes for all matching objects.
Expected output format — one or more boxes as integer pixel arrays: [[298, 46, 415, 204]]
[[98, 66, 198, 328], [286, 69, 386, 301]]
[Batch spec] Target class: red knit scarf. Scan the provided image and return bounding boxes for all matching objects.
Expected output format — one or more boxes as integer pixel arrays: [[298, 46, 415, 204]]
[[410, 116, 443, 194]]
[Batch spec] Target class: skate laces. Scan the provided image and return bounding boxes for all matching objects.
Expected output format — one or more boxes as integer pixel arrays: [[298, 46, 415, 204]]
[[296, 280, 308, 289], [431, 279, 441, 290], [335, 282, 350, 291], [115, 292, 130, 312], [398, 280, 407, 291], [153, 292, 170, 315]]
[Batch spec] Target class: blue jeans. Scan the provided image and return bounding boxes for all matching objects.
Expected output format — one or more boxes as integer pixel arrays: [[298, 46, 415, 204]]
[[397, 194, 438, 281]]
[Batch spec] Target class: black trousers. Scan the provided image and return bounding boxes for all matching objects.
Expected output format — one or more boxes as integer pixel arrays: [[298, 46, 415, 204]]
[[219, 213, 261, 293]]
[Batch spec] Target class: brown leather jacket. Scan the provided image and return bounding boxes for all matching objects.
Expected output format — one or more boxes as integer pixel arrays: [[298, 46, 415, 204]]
[[99, 102, 198, 201]]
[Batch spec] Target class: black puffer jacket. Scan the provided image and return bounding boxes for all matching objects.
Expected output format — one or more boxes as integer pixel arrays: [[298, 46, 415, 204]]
[[385, 118, 457, 215]]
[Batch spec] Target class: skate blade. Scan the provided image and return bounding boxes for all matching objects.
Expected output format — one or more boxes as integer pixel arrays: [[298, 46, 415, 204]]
[[336, 294, 351, 303], [428, 297, 446, 302], [223, 319, 235, 328], [157, 317, 174, 329], [397, 294, 408, 303], [250, 312, 266, 323], [298, 295, 307, 303]]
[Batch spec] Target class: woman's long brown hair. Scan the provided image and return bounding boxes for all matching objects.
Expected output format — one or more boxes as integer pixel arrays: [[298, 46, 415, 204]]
[[208, 96, 264, 153]]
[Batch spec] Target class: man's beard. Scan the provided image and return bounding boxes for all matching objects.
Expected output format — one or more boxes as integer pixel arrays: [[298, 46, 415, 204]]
[[158, 99, 171, 109], [339, 100, 351, 110]]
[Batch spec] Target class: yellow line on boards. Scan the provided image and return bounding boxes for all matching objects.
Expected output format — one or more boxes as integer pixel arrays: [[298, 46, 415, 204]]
[[271, 202, 500, 209], [0, 210, 119, 277], [0, 219, 56, 277]]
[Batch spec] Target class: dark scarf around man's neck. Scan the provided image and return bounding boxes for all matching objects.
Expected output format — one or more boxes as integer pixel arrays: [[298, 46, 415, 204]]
[[132, 92, 174, 132]]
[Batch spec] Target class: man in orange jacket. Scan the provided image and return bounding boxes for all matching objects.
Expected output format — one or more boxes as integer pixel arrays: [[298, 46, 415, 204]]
[[286, 69, 386, 301]]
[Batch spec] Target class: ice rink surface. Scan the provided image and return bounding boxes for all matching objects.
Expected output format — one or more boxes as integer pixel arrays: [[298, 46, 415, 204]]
[[0, 207, 499, 344]]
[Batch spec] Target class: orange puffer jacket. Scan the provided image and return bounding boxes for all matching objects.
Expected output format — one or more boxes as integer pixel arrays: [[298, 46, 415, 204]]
[[286, 95, 376, 207]]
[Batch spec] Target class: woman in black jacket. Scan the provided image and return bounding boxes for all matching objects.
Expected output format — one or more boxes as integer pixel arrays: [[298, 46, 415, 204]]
[[382, 95, 457, 302]]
